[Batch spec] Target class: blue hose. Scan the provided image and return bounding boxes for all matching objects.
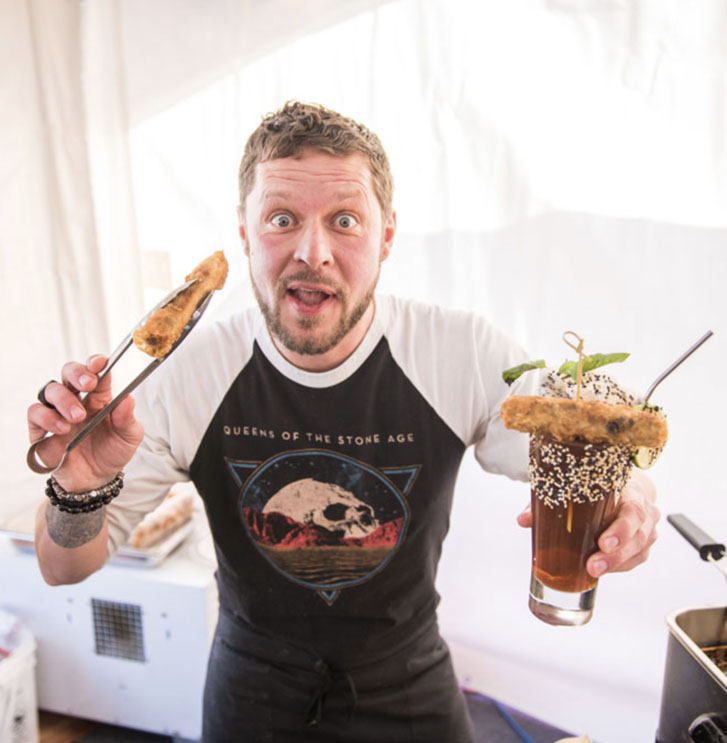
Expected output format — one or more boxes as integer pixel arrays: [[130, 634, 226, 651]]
[[463, 688, 538, 743], [493, 699, 538, 743]]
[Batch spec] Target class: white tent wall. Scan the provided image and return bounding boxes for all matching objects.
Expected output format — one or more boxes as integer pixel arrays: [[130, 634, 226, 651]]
[[0, 0, 110, 516], [2, 0, 726, 741]]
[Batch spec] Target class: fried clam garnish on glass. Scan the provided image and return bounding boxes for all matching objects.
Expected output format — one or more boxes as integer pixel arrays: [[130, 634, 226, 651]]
[[500, 395, 668, 448]]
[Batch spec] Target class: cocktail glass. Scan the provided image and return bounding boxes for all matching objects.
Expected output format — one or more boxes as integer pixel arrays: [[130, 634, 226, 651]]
[[528, 434, 631, 626]]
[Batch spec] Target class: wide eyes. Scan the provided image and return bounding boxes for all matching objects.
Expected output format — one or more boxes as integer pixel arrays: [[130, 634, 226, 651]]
[[271, 213, 293, 228], [335, 214, 358, 229], [269, 213, 359, 229]]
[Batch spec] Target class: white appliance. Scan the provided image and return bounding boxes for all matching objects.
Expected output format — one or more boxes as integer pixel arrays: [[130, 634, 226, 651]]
[[0, 503, 218, 741]]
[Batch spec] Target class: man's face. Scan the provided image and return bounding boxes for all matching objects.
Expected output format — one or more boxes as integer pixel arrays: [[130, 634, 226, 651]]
[[239, 150, 396, 370]]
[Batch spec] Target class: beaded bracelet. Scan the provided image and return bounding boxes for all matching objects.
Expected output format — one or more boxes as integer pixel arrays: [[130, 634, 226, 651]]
[[45, 472, 124, 514]]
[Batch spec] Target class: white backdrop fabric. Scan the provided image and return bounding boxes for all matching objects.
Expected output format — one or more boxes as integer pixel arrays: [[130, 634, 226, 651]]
[[0, 0, 109, 500], [2, 1, 726, 741]]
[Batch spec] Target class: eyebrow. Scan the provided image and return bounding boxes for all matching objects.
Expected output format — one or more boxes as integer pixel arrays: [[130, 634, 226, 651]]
[[260, 189, 366, 203], [260, 190, 293, 201], [332, 190, 366, 202]]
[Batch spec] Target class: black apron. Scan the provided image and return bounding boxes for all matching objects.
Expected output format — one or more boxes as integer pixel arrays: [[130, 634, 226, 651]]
[[202, 610, 475, 743]]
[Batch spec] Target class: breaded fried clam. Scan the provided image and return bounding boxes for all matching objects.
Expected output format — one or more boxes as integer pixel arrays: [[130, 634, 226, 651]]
[[134, 251, 228, 358], [501, 395, 668, 447]]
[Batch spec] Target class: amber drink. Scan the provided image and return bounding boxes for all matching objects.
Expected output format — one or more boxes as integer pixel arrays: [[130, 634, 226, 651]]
[[528, 434, 632, 626]]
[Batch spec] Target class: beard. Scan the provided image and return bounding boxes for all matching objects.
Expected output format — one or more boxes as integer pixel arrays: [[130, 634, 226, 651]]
[[251, 267, 379, 356]]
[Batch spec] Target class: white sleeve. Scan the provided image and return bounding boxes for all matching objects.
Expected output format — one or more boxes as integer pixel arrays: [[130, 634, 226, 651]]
[[383, 296, 538, 483], [103, 308, 260, 556], [472, 358, 541, 483], [104, 395, 188, 557]]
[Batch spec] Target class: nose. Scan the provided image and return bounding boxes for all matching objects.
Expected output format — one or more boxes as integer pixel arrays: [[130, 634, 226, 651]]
[[293, 220, 333, 269]]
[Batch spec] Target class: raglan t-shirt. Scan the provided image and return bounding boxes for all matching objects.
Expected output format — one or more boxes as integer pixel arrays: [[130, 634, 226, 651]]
[[106, 294, 535, 663]]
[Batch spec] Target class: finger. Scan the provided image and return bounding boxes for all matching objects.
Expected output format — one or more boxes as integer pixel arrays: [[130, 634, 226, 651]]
[[516, 509, 532, 528], [81, 354, 115, 404], [59, 361, 90, 393], [606, 523, 658, 573], [30, 353, 111, 445], [86, 354, 108, 372], [598, 497, 649, 553], [37, 381, 87, 425], [58, 355, 113, 416], [587, 472, 659, 578], [27, 402, 72, 442], [587, 543, 655, 578], [60, 356, 108, 395], [587, 506, 659, 577]]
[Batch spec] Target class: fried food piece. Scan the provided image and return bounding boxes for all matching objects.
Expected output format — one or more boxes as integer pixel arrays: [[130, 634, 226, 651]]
[[501, 395, 668, 447], [129, 485, 196, 549], [133, 251, 228, 357]]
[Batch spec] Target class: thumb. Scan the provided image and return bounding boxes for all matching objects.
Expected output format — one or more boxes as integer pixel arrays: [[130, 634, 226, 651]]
[[109, 395, 144, 443]]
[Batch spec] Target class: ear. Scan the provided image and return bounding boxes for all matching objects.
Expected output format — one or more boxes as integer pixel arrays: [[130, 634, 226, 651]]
[[380, 210, 396, 262], [237, 205, 249, 256]]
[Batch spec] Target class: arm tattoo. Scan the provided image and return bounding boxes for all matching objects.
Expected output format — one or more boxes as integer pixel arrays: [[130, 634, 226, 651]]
[[45, 504, 106, 548]]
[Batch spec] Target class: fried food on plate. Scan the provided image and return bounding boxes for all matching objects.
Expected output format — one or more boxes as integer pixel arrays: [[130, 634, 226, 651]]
[[129, 484, 196, 549], [133, 251, 228, 358], [501, 395, 668, 447]]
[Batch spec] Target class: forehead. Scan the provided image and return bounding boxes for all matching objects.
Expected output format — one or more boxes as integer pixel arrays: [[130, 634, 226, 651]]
[[251, 150, 375, 201]]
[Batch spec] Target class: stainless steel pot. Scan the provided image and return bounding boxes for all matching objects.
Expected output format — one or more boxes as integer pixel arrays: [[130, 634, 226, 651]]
[[657, 606, 727, 742], [656, 515, 727, 743]]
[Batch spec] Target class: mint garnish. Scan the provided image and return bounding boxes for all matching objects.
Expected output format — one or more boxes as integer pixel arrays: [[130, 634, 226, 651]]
[[502, 353, 629, 386], [502, 360, 546, 386], [557, 352, 629, 381]]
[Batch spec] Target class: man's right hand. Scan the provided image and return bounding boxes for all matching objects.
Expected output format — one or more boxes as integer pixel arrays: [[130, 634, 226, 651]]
[[27, 354, 144, 491]]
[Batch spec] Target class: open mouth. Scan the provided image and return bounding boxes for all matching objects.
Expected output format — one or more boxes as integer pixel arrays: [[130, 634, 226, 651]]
[[286, 284, 338, 310]]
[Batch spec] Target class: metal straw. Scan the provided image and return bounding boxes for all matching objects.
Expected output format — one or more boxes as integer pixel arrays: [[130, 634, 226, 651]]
[[643, 330, 714, 402]]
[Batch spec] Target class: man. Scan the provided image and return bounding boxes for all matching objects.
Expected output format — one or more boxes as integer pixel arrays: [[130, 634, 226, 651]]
[[27, 101, 658, 742]]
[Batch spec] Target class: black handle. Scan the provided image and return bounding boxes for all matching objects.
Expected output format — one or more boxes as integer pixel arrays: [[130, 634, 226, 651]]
[[690, 713, 727, 743], [668, 514, 726, 562]]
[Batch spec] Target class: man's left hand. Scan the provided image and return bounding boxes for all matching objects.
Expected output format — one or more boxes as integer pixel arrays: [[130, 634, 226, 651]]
[[516, 469, 659, 578]]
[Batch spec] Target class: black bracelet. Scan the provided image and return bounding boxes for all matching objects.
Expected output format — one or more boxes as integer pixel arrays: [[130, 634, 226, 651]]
[[45, 472, 124, 514]]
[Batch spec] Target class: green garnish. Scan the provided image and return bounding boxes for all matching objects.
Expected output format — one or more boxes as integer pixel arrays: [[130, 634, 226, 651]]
[[557, 352, 630, 381], [502, 360, 546, 386], [502, 352, 629, 386]]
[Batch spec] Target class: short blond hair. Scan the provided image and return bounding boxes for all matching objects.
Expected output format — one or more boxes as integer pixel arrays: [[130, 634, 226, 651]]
[[238, 101, 393, 218]]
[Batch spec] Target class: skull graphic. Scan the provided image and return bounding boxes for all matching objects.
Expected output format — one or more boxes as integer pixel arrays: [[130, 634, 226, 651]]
[[263, 477, 381, 538]]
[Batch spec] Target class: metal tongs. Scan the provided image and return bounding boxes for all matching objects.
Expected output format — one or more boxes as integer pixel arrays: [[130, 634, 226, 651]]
[[27, 279, 213, 475], [668, 513, 727, 580]]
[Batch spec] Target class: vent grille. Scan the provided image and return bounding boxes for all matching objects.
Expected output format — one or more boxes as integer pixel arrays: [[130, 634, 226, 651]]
[[91, 599, 146, 662]]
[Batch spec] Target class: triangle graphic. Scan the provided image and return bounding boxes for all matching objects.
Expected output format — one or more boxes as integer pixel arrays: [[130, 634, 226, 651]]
[[226, 459, 259, 487], [318, 589, 341, 605], [380, 465, 421, 496]]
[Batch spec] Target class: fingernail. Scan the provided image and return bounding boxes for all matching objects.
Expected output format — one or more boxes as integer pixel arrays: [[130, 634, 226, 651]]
[[70, 406, 85, 421], [56, 420, 71, 433], [591, 560, 608, 577], [87, 354, 104, 365], [79, 374, 93, 388], [603, 536, 619, 552]]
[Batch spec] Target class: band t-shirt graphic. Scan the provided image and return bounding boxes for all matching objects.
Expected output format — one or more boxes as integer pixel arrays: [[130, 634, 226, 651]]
[[230, 448, 419, 605], [109, 294, 533, 662]]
